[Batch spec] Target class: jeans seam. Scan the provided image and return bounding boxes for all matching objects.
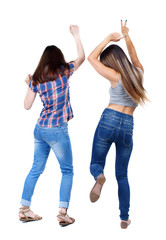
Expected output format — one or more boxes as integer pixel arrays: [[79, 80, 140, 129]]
[[123, 131, 133, 147]]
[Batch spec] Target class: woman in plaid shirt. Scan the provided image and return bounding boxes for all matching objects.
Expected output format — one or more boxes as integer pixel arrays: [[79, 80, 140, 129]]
[[19, 25, 85, 226]]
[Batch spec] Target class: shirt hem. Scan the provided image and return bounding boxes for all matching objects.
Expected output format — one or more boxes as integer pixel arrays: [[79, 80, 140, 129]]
[[37, 115, 73, 128]]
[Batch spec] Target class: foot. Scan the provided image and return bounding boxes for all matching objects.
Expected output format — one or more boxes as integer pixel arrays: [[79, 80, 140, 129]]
[[90, 174, 106, 203], [121, 219, 131, 229], [19, 206, 42, 222], [57, 208, 73, 224]]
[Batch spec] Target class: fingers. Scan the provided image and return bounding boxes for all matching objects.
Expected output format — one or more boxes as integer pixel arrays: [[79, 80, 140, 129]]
[[111, 32, 125, 42], [70, 25, 79, 30], [121, 20, 123, 28], [121, 19, 127, 27], [114, 32, 123, 38], [119, 35, 125, 40]]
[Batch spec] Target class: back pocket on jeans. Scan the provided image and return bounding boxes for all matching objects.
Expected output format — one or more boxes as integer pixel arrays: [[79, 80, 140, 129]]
[[123, 131, 133, 147], [98, 124, 114, 141]]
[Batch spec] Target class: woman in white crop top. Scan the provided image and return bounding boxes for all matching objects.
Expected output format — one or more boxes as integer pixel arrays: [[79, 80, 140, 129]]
[[88, 20, 148, 229]]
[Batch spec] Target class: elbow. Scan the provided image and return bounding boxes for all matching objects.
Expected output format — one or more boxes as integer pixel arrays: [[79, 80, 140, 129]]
[[87, 55, 91, 62], [24, 105, 31, 110], [87, 54, 94, 63], [81, 55, 85, 64], [24, 102, 31, 110], [75, 55, 85, 70], [80, 52, 85, 64]]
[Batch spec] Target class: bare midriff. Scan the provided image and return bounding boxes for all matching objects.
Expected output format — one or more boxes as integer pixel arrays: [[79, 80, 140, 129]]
[[107, 103, 136, 116]]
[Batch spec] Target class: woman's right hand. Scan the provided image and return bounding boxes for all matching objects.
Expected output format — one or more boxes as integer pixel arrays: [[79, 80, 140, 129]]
[[69, 25, 80, 37], [121, 20, 129, 36]]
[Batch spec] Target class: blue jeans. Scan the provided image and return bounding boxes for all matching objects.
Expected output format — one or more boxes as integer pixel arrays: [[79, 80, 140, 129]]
[[90, 108, 134, 221], [21, 122, 73, 209]]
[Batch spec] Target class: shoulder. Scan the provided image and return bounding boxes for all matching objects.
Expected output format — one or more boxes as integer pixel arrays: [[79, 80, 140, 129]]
[[67, 62, 75, 76], [68, 61, 75, 70]]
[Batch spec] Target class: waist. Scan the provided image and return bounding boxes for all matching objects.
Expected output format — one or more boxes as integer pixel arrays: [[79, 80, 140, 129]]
[[107, 103, 136, 116], [102, 108, 134, 123], [99, 109, 134, 132], [37, 105, 73, 128]]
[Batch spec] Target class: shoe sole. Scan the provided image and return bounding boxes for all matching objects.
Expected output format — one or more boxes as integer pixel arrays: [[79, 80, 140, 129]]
[[19, 217, 42, 222], [90, 174, 106, 203], [59, 217, 75, 226]]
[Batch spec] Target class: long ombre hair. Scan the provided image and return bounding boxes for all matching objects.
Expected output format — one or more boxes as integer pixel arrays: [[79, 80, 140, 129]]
[[32, 45, 70, 86], [100, 44, 148, 104]]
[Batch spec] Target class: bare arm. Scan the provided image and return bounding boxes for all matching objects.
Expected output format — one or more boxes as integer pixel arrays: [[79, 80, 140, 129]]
[[70, 25, 85, 70], [88, 33, 124, 82], [121, 20, 144, 72], [24, 75, 37, 110]]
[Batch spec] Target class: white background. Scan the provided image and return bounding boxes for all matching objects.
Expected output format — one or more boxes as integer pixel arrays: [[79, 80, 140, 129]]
[[0, 0, 166, 239]]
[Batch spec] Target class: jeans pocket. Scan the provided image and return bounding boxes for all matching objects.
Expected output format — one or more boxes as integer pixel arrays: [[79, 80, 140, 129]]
[[123, 131, 133, 147], [44, 130, 57, 145], [98, 124, 114, 141]]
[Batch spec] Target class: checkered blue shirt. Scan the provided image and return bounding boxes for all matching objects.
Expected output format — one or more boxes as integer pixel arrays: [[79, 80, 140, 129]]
[[29, 62, 75, 128]]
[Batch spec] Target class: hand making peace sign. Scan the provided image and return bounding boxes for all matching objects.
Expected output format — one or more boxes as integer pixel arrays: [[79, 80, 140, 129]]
[[121, 20, 129, 36]]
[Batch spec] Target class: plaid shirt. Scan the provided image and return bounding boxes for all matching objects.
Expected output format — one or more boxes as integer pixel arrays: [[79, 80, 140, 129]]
[[29, 62, 75, 128]]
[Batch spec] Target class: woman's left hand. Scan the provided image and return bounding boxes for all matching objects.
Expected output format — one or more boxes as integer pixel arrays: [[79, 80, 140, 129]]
[[107, 32, 124, 42], [25, 74, 31, 85]]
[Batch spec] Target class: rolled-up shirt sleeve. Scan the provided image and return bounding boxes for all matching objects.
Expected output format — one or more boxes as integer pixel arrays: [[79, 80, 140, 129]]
[[29, 79, 38, 93]]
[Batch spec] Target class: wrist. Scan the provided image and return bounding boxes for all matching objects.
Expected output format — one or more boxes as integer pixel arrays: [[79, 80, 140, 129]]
[[106, 35, 113, 42], [124, 33, 129, 39], [73, 33, 80, 39], [104, 35, 112, 44]]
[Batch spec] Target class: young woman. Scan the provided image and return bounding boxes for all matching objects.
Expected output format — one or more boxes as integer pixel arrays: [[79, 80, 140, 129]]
[[19, 25, 85, 226], [88, 20, 148, 229]]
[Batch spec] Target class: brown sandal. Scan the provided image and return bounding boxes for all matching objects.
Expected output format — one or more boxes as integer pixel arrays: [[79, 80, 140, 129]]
[[57, 212, 75, 226], [121, 220, 131, 229], [19, 207, 42, 222], [90, 174, 106, 202]]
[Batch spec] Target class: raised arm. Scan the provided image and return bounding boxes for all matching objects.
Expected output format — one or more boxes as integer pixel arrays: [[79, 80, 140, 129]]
[[88, 33, 124, 82], [70, 25, 85, 70], [121, 20, 144, 72]]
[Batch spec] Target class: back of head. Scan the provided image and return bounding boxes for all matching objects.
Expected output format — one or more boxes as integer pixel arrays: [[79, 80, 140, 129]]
[[32, 45, 70, 85], [100, 44, 148, 104]]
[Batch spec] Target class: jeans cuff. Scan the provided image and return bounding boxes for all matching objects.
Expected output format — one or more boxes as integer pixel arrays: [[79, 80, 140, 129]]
[[20, 199, 31, 207], [59, 201, 69, 208]]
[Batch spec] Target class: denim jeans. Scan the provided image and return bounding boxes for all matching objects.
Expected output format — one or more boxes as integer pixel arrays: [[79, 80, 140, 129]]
[[21, 122, 73, 209], [90, 108, 134, 221]]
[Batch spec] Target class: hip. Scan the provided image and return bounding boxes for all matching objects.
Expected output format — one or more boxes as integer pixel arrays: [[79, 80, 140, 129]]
[[99, 108, 134, 132]]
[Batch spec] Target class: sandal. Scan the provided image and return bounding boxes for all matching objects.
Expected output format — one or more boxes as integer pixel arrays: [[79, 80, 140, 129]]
[[121, 220, 131, 229], [90, 174, 106, 202], [57, 212, 75, 226], [19, 207, 42, 222]]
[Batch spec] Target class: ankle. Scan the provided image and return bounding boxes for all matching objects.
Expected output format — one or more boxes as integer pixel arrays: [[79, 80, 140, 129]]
[[21, 206, 30, 210], [59, 208, 67, 215]]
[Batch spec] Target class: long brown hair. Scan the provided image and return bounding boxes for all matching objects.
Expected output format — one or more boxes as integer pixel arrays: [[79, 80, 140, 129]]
[[32, 45, 70, 86], [100, 44, 148, 104]]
